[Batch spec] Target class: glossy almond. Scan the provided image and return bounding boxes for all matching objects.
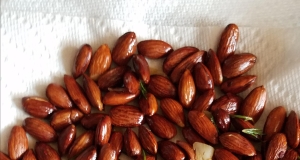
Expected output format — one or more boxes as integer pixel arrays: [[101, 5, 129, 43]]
[[124, 128, 142, 157], [58, 124, 76, 155], [212, 109, 231, 133], [222, 53, 257, 78], [75, 146, 97, 160], [265, 133, 287, 160], [170, 51, 204, 83], [46, 83, 72, 109], [97, 143, 117, 160], [72, 44, 92, 78], [281, 149, 299, 160], [158, 140, 185, 160], [50, 108, 83, 131], [284, 110, 300, 148], [82, 74, 103, 111], [188, 110, 218, 144], [219, 132, 256, 156], [132, 54, 150, 84], [23, 117, 57, 142], [109, 131, 123, 156], [213, 148, 239, 160], [216, 23, 239, 63], [35, 142, 60, 160], [194, 62, 214, 92], [8, 126, 28, 159], [263, 106, 286, 142], [109, 105, 144, 127], [220, 75, 257, 94], [210, 93, 243, 114], [103, 90, 138, 106], [160, 98, 185, 127], [0, 152, 10, 160], [239, 86, 267, 123], [137, 40, 173, 59], [145, 114, 177, 139], [147, 75, 176, 99], [22, 149, 37, 160], [138, 125, 157, 155], [191, 89, 215, 112], [182, 127, 205, 145], [112, 32, 137, 65], [68, 130, 95, 158], [64, 74, 91, 114], [80, 113, 106, 129], [95, 116, 112, 146], [138, 93, 158, 116], [89, 44, 112, 80], [22, 96, 57, 118], [206, 49, 223, 86], [123, 71, 140, 94], [178, 69, 196, 108], [176, 140, 195, 160], [97, 66, 130, 90]]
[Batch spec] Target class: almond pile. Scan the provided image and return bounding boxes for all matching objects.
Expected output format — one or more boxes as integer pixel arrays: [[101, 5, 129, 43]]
[[1, 24, 300, 160]]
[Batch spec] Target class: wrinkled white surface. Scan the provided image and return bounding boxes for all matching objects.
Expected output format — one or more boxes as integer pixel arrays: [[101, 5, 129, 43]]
[[1, 0, 300, 159]]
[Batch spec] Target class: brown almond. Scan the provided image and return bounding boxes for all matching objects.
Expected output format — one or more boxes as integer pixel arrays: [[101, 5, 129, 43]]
[[97, 143, 117, 160], [281, 149, 299, 160], [284, 110, 300, 148], [170, 50, 205, 83], [138, 125, 157, 155], [109, 105, 144, 127], [75, 146, 97, 160], [123, 71, 140, 94], [97, 66, 130, 90], [263, 106, 286, 142], [219, 132, 256, 156], [216, 23, 239, 64], [95, 116, 112, 147], [138, 93, 158, 116], [22, 96, 57, 118], [163, 46, 199, 75], [89, 44, 112, 80], [147, 75, 176, 99], [50, 108, 83, 131], [82, 74, 103, 111], [213, 148, 239, 160], [188, 110, 218, 144], [206, 49, 223, 86], [176, 140, 195, 160], [64, 74, 91, 114], [80, 113, 106, 129], [160, 98, 185, 127], [239, 86, 267, 123], [220, 75, 257, 94], [178, 69, 196, 108], [182, 127, 206, 145], [158, 140, 185, 160], [58, 124, 76, 155], [145, 114, 177, 139], [72, 44, 92, 78], [46, 83, 73, 109], [132, 54, 150, 84], [212, 109, 231, 133], [210, 93, 243, 114], [194, 62, 214, 92], [191, 89, 215, 112], [103, 90, 138, 106], [109, 131, 123, 156], [68, 130, 95, 158], [124, 128, 142, 157], [70, 108, 84, 123], [23, 117, 57, 142], [222, 53, 257, 78], [244, 152, 263, 160], [137, 40, 173, 59], [0, 152, 10, 160], [265, 133, 287, 160], [112, 32, 137, 65], [22, 149, 37, 160], [35, 142, 60, 160], [8, 126, 28, 160]]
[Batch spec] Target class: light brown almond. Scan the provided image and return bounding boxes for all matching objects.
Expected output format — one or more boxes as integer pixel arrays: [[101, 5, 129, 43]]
[[206, 49, 223, 86], [58, 124, 76, 155], [22, 149, 37, 160], [35, 142, 60, 160], [46, 83, 73, 109], [95, 116, 112, 147], [138, 125, 158, 155], [213, 148, 239, 160], [145, 114, 177, 139], [160, 98, 185, 127], [191, 89, 215, 112], [147, 75, 176, 99], [132, 54, 150, 84], [82, 74, 103, 111], [97, 66, 130, 90], [138, 93, 158, 116], [158, 140, 185, 160], [109, 105, 144, 127], [112, 32, 137, 65], [178, 69, 196, 108], [265, 133, 287, 160], [263, 106, 286, 142], [89, 44, 112, 80], [220, 75, 257, 94], [137, 40, 173, 59], [22, 96, 57, 118], [72, 44, 92, 78], [124, 128, 142, 157], [8, 126, 28, 160], [68, 130, 95, 159], [284, 110, 300, 148]]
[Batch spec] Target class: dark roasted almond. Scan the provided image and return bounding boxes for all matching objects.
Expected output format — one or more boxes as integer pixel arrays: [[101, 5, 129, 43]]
[[109, 105, 144, 127], [147, 75, 176, 99], [123, 71, 140, 94], [80, 113, 106, 129], [145, 114, 177, 139], [158, 140, 185, 160], [112, 32, 137, 65], [138, 93, 158, 116], [22, 96, 57, 118], [212, 109, 231, 133], [75, 146, 97, 160], [265, 133, 287, 160], [8, 126, 28, 160], [191, 89, 215, 112], [97, 66, 130, 90], [138, 125, 157, 155], [176, 140, 195, 160], [221, 75, 257, 94], [263, 106, 286, 142], [124, 128, 142, 157], [58, 124, 76, 155], [210, 93, 243, 115], [213, 148, 239, 160], [132, 54, 150, 84], [72, 44, 92, 78], [103, 90, 138, 106], [109, 131, 123, 156], [83, 74, 103, 111], [182, 127, 206, 145], [160, 98, 185, 127], [206, 49, 223, 86], [97, 143, 117, 160], [284, 110, 300, 148], [194, 62, 214, 92], [95, 116, 112, 147], [35, 142, 60, 160], [46, 83, 73, 109], [68, 130, 95, 159], [137, 40, 173, 59]]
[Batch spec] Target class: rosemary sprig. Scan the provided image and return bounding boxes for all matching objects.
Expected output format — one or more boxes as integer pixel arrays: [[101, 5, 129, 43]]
[[142, 149, 146, 160], [140, 81, 147, 99], [231, 114, 254, 122], [242, 128, 264, 139]]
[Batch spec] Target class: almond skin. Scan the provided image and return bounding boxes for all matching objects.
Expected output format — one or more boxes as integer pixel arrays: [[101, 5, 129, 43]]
[[112, 32, 137, 65], [238, 86, 267, 123], [219, 132, 256, 156], [137, 40, 173, 59], [176, 140, 195, 160], [132, 54, 150, 84], [210, 93, 243, 114], [182, 127, 206, 145], [188, 110, 218, 144], [220, 75, 257, 94], [80, 113, 106, 129], [89, 44, 112, 80], [8, 126, 28, 160], [265, 133, 287, 160], [281, 149, 299, 160], [72, 44, 92, 78], [58, 124, 76, 155], [263, 106, 286, 142], [124, 128, 142, 157], [64, 74, 91, 114], [50, 108, 83, 131], [95, 116, 112, 147], [160, 98, 185, 127], [22, 96, 57, 118], [191, 89, 215, 112], [75, 146, 97, 160], [123, 71, 140, 94], [216, 23, 239, 64], [109, 131, 123, 156], [158, 140, 185, 160], [22, 149, 37, 160], [97, 66, 130, 90], [109, 105, 144, 127], [138, 93, 158, 116], [212, 109, 231, 133], [163, 46, 199, 75], [194, 62, 214, 92], [82, 74, 103, 111], [46, 83, 73, 109], [145, 114, 177, 139], [68, 130, 95, 159], [0, 152, 10, 160], [178, 69, 196, 108], [213, 148, 239, 160], [103, 90, 139, 106], [206, 49, 223, 86], [138, 125, 158, 155], [147, 75, 176, 99], [284, 110, 300, 148], [97, 143, 117, 160], [23, 117, 57, 142], [222, 53, 257, 78], [35, 142, 60, 160]]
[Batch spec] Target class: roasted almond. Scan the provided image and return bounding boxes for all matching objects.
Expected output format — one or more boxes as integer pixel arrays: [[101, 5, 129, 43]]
[[68, 130, 95, 159], [137, 40, 173, 59], [132, 54, 150, 84], [109, 105, 144, 127], [222, 53, 257, 78], [58, 124, 76, 155], [281, 149, 299, 160], [265, 133, 287, 160], [64, 74, 91, 114], [8, 126, 28, 160], [178, 69, 196, 108], [97, 143, 117, 160], [75, 146, 97, 160], [244, 152, 263, 160], [22, 149, 37, 160], [158, 140, 185, 160], [0, 152, 10, 160], [176, 140, 195, 160], [50, 108, 83, 131], [80, 113, 106, 129], [216, 23, 239, 64], [205, 49, 223, 86], [82, 74, 103, 111], [89, 44, 112, 80], [212, 109, 231, 133], [22, 96, 57, 118], [210, 93, 243, 114], [95, 116, 112, 147], [46, 83, 73, 109], [112, 32, 137, 65], [35, 142, 60, 160], [97, 66, 130, 90], [263, 106, 286, 142], [72, 44, 92, 78], [220, 75, 257, 94], [213, 148, 239, 160], [138, 92, 158, 116], [103, 90, 138, 106], [284, 110, 300, 148], [23, 117, 57, 142], [124, 128, 142, 157], [123, 70, 140, 94], [191, 89, 215, 112], [194, 62, 214, 92], [138, 125, 158, 155], [160, 98, 185, 127], [145, 114, 177, 139], [147, 75, 176, 99], [109, 131, 123, 156], [182, 127, 206, 145]]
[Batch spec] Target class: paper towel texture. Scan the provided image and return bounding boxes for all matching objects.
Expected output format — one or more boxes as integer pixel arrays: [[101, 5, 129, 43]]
[[1, 4, 300, 159]]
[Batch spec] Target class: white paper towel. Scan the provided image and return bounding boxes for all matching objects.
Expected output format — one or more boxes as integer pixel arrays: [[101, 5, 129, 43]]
[[1, 1, 300, 159]]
